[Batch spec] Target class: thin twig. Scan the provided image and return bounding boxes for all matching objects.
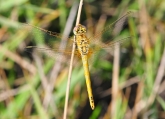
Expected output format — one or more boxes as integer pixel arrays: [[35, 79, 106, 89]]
[[33, 51, 48, 91], [147, 48, 165, 107], [111, 42, 120, 118], [98, 76, 140, 98], [0, 85, 30, 102], [63, 0, 83, 119]]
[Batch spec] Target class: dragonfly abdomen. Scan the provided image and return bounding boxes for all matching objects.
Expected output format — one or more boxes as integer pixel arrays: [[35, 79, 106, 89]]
[[81, 55, 95, 110]]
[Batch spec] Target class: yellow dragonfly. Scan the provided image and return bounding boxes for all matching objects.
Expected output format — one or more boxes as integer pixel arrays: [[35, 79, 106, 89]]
[[25, 11, 132, 110]]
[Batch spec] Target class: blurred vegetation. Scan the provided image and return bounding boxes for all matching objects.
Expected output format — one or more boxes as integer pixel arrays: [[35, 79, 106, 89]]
[[0, 0, 165, 119]]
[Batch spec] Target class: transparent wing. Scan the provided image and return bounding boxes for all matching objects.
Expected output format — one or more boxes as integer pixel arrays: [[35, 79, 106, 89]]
[[89, 11, 133, 47], [24, 11, 133, 63], [23, 23, 73, 50], [87, 11, 133, 65], [23, 23, 77, 61], [25, 46, 81, 61], [90, 36, 132, 52], [87, 36, 132, 67]]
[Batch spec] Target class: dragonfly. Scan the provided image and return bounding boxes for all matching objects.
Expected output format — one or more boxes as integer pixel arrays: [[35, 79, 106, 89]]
[[25, 11, 132, 110]]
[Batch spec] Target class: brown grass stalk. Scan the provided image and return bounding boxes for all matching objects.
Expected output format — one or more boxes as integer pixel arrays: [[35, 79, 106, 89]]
[[63, 0, 84, 119]]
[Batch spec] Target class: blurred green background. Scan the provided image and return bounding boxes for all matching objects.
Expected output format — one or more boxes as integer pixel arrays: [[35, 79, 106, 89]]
[[0, 0, 165, 119]]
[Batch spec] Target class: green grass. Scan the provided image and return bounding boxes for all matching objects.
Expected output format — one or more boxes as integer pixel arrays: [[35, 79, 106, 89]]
[[0, 0, 165, 119]]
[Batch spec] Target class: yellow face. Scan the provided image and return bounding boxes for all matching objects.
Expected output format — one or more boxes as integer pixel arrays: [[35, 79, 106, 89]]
[[73, 24, 86, 35]]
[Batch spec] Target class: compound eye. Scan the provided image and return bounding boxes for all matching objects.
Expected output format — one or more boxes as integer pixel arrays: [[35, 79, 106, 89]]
[[73, 26, 79, 34]]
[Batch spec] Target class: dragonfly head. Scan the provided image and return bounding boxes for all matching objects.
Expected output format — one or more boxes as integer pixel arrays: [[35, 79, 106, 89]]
[[73, 24, 86, 35]]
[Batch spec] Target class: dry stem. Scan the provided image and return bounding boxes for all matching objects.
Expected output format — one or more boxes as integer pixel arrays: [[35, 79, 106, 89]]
[[63, 0, 84, 119]]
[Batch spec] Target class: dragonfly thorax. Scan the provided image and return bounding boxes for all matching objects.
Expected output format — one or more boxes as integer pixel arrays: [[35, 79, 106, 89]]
[[73, 24, 89, 55], [76, 34, 89, 56]]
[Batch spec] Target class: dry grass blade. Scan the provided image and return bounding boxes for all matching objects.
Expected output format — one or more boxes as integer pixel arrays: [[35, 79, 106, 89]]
[[0, 45, 36, 74], [111, 42, 120, 118], [63, 0, 84, 119]]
